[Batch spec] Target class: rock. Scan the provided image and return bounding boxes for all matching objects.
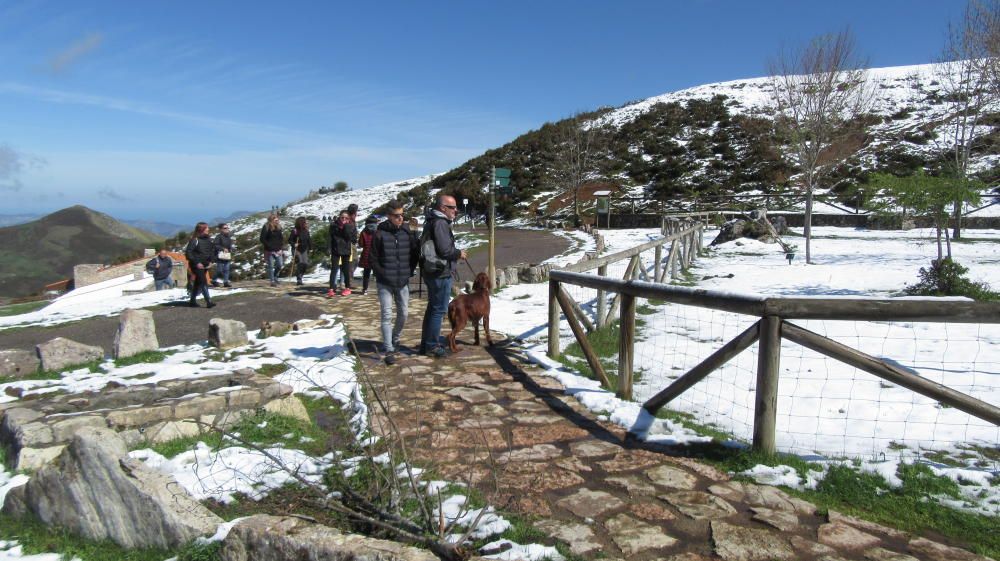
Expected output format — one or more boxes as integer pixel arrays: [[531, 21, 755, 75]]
[[1, 426, 221, 549], [605, 513, 678, 555], [145, 420, 200, 444], [219, 514, 438, 561], [606, 474, 658, 496], [556, 488, 625, 518], [258, 320, 292, 339], [569, 439, 621, 458], [645, 464, 698, 490], [500, 444, 563, 463], [710, 210, 785, 247], [0, 349, 40, 378], [864, 547, 921, 561], [113, 309, 159, 359], [662, 491, 738, 520], [828, 510, 908, 540], [711, 521, 795, 561], [818, 522, 881, 551], [750, 507, 799, 532], [534, 520, 602, 555], [907, 537, 994, 561], [36, 337, 103, 372], [13, 445, 66, 471], [263, 395, 311, 422], [209, 318, 248, 350], [444, 387, 495, 404]]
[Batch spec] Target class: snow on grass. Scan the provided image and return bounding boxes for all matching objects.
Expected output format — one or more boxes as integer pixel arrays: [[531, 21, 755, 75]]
[[490, 225, 999, 513], [0, 272, 247, 331]]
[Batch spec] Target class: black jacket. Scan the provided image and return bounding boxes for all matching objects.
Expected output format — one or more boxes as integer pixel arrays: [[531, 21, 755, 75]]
[[421, 207, 461, 277], [370, 221, 418, 289], [330, 221, 357, 256], [145, 255, 173, 281], [185, 235, 215, 266], [214, 232, 234, 253], [288, 227, 312, 254], [259, 225, 284, 252]]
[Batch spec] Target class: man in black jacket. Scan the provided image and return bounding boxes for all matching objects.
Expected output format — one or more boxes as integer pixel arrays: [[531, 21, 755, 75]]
[[370, 200, 418, 365], [418, 194, 467, 358]]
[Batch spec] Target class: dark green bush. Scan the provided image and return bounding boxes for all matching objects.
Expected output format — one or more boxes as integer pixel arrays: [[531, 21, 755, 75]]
[[904, 258, 999, 301]]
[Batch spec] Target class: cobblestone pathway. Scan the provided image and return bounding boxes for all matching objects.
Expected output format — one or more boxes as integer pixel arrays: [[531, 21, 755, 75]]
[[261, 281, 990, 561]]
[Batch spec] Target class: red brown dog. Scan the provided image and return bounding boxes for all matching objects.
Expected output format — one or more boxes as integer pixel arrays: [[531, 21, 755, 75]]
[[446, 272, 493, 353]]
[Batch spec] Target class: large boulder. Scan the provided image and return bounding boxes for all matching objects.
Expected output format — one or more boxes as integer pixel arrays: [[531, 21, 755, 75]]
[[219, 515, 439, 561], [0, 349, 40, 378], [710, 210, 788, 249], [2, 426, 221, 549], [113, 309, 159, 359], [36, 337, 103, 372], [209, 318, 248, 350]]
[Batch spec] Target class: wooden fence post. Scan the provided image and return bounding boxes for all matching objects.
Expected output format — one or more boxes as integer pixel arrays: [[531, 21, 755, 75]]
[[670, 239, 679, 279], [548, 280, 561, 359], [619, 294, 636, 400], [596, 264, 607, 328], [752, 315, 781, 455], [654, 244, 662, 283]]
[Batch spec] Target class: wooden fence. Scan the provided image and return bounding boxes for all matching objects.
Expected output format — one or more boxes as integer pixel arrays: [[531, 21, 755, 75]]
[[547, 239, 1000, 454]]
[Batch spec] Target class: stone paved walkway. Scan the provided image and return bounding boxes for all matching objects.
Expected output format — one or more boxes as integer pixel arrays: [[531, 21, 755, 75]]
[[253, 281, 991, 561]]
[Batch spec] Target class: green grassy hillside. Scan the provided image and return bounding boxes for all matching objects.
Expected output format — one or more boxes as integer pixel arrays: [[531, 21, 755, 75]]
[[0, 205, 164, 299]]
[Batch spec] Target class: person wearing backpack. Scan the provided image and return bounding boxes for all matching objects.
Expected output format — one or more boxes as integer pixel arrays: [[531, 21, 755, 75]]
[[357, 215, 378, 295], [418, 194, 467, 358], [370, 200, 419, 365], [329, 210, 357, 295]]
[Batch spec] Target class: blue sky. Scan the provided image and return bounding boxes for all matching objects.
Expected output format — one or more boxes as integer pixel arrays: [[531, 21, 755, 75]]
[[0, 0, 966, 224]]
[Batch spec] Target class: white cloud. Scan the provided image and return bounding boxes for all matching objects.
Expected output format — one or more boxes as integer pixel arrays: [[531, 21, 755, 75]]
[[49, 32, 104, 73]]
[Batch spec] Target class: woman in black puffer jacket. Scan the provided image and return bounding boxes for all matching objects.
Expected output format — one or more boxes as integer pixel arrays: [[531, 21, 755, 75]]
[[185, 222, 216, 308], [288, 216, 312, 286]]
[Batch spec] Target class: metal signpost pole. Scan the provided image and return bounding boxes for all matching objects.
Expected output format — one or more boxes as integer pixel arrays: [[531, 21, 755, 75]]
[[488, 166, 496, 288]]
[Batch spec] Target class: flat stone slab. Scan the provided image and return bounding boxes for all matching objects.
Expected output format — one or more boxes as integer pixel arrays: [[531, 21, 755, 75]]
[[606, 474, 658, 496], [750, 506, 799, 532], [709, 481, 815, 514], [908, 537, 994, 561], [556, 488, 625, 519], [499, 444, 563, 463], [864, 547, 921, 561], [444, 387, 495, 404], [509, 401, 550, 412], [569, 439, 621, 458], [645, 464, 698, 490], [662, 491, 737, 520], [628, 501, 677, 522], [711, 521, 795, 561], [818, 522, 881, 551], [534, 520, 602, 555], [605, 513, 677, 556]]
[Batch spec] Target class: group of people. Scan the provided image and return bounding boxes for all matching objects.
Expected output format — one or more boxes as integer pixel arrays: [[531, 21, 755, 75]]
[[257, 194, 467, 363], [145, 222, 235, 308]]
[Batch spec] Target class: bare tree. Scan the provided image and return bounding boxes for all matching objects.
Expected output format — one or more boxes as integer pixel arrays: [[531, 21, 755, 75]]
[[550, 115, 608, 221], [768, 29, 873, 264], [939, 0, 1000, 239]]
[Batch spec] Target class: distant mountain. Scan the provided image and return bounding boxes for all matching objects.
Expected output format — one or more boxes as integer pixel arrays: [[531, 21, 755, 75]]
[[209, 210, 255, 226], [0, 214, 41, 227], [0, 205, 164, 298], [123, 219, 188, 237]]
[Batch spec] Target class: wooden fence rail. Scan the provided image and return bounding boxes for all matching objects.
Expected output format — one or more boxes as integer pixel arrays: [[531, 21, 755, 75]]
[[548, 262, 1000, 455]]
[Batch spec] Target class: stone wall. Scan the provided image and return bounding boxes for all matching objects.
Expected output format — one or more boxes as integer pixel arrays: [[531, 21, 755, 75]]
[[74, 251, 187, 289], [0, 369, 306, 470]]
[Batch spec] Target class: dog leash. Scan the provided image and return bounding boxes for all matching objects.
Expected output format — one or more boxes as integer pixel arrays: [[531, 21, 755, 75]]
[[462, 258, 476, 276]]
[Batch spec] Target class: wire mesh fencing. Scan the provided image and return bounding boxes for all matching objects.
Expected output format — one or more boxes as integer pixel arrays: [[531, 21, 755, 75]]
[[552, 240, 1000, 472]]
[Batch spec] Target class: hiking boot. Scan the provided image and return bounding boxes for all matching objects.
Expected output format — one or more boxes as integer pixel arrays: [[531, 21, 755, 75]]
[[429, 346, 448, 359], [223, 283, 232, 288], [384, 352, 397, 366], [188, 300, 199, 308], [206, 302, 216, 309]]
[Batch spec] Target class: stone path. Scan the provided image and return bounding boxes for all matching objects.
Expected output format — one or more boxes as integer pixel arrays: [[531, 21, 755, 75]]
[[253, 280, 992, 561]]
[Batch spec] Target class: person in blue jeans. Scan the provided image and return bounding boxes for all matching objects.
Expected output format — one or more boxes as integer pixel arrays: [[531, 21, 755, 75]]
[[419, 194, 467, 358], [259, 214, 284, 287], [212, 223, 234, 287], [370, 200, 419, 365], [145, 248, 174, 290]]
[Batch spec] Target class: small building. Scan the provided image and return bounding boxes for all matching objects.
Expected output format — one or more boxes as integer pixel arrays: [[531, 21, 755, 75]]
[[72, 249, 188, 290]]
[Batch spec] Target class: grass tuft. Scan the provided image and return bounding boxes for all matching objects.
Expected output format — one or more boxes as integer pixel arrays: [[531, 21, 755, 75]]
[[113, 350, 172, 368]]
